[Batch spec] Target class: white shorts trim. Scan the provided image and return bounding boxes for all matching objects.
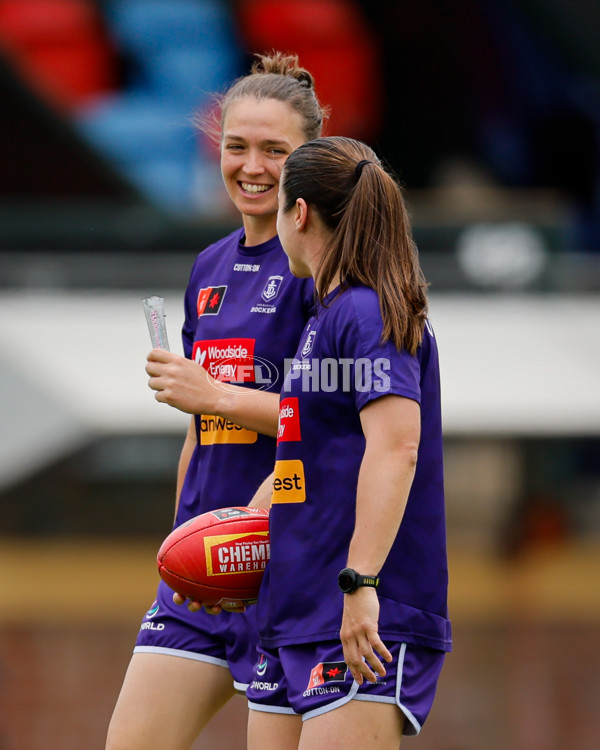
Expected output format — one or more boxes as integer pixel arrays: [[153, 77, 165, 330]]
[[353, 694, 395, 704], [302, 680, 360, 721], [396, 643, 421, 736], [301, 642, 421, 735], [133, 645, 229, 669], [248, 701, 298, 716]]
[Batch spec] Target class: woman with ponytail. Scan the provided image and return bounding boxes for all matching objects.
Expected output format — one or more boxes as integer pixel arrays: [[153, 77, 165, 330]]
[[247, 137, 451, 749]]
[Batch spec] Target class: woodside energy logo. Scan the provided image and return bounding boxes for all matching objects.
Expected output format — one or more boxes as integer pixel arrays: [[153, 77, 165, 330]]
[[277, 397, 301, 443]]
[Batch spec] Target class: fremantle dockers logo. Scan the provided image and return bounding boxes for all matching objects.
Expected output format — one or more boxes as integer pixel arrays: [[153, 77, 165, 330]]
[[301, 329, 316, 357], [261, 275, 283, 303]]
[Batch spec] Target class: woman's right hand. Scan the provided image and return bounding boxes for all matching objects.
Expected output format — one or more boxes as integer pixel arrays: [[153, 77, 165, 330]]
[[339, 587, 392, 684]]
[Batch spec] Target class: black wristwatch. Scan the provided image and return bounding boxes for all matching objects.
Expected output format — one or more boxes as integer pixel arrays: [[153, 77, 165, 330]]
[[338, 567, 380, 594]]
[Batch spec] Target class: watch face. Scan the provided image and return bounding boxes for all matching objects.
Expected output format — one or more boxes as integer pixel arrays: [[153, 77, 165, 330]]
[[338, 568, 356, 593]]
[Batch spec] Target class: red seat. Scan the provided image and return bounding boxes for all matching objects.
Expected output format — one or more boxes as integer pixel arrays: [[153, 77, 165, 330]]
[[236, 0, 383, 142], [0, 0, 117, 111]]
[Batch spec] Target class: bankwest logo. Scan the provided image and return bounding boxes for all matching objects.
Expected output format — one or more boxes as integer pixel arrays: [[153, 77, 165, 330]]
[[193, 338, 256, 382], [204, 531, 270, 575], [277, 397, 301, 443], [271, 459, 306, 504], [197, 286, 227, 316], [200, 415, 257, 445]]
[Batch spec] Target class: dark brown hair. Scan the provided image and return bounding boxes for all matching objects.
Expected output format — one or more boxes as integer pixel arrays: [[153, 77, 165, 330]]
[[281, 136, 429, 354], [199, 51, 327, 144]]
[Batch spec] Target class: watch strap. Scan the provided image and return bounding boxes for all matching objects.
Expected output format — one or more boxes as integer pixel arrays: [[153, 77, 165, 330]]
[[356, 573, 380, 588]]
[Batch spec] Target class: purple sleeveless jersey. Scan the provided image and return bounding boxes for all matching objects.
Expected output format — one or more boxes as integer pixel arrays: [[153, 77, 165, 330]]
[[257, 284, 452, 653]]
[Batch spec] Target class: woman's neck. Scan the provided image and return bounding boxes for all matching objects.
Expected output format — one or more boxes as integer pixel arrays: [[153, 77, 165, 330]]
[[242, 215, 277, 247], [327, 273, 341, 293], [313, 266, 341, 294]]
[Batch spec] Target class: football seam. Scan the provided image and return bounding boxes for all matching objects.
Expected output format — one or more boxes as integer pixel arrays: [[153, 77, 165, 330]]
[[160, 516, 269, 555]]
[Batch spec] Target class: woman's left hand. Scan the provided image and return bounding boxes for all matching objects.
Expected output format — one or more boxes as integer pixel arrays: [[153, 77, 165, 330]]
[[340, 588, 392, 685]]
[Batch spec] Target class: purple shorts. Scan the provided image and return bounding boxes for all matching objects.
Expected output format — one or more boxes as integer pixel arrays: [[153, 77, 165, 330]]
[[246, 639, 445, 735], [133, 581, 258, 691]]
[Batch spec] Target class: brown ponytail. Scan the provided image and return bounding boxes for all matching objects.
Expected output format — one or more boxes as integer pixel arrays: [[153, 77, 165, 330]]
[[281, 136, 429, 354]]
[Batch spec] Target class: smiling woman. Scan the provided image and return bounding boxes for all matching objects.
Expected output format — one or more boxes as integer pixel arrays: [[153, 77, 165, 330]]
[[105, 52, 328, 750], [220, 97, 307, 244]]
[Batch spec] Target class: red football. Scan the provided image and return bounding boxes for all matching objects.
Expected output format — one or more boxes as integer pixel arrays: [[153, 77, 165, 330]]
[[157, 506, 270, 607]]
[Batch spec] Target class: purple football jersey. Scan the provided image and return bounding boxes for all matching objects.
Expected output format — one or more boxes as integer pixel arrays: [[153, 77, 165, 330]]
[[257, 284, 452, 652], [175, 228, 314, 528]]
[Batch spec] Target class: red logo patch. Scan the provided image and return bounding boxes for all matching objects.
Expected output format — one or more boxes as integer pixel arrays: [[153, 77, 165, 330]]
[[197, 286, 227, 316], [277, 397, 301, 443], [306, 661, 348, 690], [193, 338, 256, 382]]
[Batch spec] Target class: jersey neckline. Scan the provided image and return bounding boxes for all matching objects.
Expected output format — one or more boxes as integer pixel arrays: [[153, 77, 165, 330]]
[[237, 229, 281, 258]]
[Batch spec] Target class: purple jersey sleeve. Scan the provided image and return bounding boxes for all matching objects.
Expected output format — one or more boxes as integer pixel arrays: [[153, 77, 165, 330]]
[[330, 285, 422, 411]]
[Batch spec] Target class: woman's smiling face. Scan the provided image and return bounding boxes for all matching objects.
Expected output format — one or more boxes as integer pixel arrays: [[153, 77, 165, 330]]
[[220, 97, 307, 224]]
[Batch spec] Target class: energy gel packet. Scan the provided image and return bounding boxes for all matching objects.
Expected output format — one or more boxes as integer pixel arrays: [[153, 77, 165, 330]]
[[142, 295, 170, 350]]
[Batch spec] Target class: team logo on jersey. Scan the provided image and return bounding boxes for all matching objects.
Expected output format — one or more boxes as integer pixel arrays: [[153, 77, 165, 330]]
[[301, 329, 316, 357], [271, 459, 306, 504], [306, 661, 349, 690], [261, 275, 283, 303], [197, 285, 227, 317], [193, 338, 256, 382], [277, 397, 301, 443]]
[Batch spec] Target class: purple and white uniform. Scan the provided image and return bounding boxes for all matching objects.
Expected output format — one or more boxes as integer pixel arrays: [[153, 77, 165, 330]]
[[248, 283, 451, 729], [135, 228, 313, 690]]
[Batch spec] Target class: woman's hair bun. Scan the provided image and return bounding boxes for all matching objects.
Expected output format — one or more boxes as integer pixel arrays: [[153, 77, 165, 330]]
[[251, 51, 315, 89]]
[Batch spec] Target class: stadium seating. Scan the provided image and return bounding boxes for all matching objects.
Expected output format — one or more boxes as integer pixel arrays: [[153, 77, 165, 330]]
[[75, 0, 239, 213], [0, 0, 117, 111], [235, 0, 383, 142]]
